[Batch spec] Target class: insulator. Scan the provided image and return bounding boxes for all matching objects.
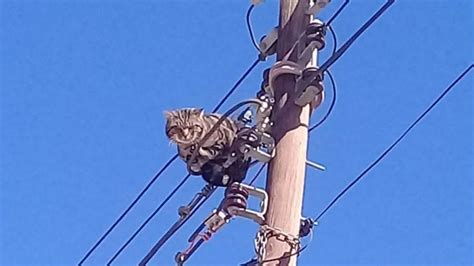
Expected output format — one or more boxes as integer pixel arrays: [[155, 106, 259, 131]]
[[305, 22, 326, 50], [299, 218, 315, 238], [222, 183, 250, 213]]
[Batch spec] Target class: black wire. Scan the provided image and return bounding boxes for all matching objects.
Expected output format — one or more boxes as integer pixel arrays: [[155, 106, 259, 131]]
[[328, 25, 337, 56], [257, 64, 472, 266], [318, 0, 394, 74], [213, 58, 261, 113], [309, 69, 337, 132], [315, 64, 473, 222], [106, 174, 192, 265], [80, 57, 261, 265], [246, 5, 261, 53], [139, 186, 218, 265], [78, 154, 179, 265], [249, 164, 266, 185], [326, 0, 350, 26]]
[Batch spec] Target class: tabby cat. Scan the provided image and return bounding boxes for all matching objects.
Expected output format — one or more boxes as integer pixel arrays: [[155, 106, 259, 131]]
[[164, 108, 239, 174]]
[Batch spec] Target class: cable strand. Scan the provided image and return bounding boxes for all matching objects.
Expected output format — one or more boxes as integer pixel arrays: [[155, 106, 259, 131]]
[[309, 69, 337, 132], [246, 5, 261, 53], [315, 64, 473, 222], [78, 154, 179, 265], [327, 0, 350, 26], [106, 174, 192, 265]]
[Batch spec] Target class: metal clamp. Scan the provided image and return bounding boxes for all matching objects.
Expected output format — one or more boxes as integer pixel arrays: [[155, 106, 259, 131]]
[[268, 60, 303, 94], [258, 27, 278, 60]]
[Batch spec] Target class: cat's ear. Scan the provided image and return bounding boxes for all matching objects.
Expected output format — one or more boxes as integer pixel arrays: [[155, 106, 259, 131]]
[[192, 108, 204, 117], [163, 110, 173, 120]]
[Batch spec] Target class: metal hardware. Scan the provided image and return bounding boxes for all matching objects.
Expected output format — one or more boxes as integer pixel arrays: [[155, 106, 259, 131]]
[[254, 227, 269, 263], [299, 217, 316, 238], [175, 182, 268, 264], [178, 184, 213, 217], [306, 0, 331, 15], [139, 186, 217, 266], [306, 159, 326, 171], [258, 27, 278, 60], [294, 19, 326, 106]]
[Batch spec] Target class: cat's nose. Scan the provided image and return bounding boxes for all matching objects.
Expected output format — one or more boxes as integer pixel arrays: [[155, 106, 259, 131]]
[[182, 128, 189, 135]]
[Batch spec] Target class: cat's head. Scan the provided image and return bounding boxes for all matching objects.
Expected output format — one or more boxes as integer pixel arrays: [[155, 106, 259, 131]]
[[164, 108, 204, 145]]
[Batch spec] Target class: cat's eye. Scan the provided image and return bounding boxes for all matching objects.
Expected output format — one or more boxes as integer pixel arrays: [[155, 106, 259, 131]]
[[167, 126, 178, 135], [194, 125, 203, 132]]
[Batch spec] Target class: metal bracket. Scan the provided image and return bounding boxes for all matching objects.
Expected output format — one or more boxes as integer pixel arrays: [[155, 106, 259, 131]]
[[306, 159, 326, 171], [268, 60, 303, 94], [224, 182, 268, 225], [258, 27, 278, 60]]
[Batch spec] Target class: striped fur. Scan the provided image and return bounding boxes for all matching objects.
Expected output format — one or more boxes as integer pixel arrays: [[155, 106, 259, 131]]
[[164, 108, 238, 173]]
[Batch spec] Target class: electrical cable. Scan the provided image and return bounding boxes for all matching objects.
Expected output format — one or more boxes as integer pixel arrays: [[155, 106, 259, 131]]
[[314, 64, 473, 222], [326, 0, 350, 26], [309, 69, 336, 132], [78, 154, 179, 265], [249, 163, 266, 185], [308, 17, 338, 132], [258, 64, 472, 266], [328, 25, 337, 56], [213, 58, 261, 113], [246, 5, 261, 53], [318, 0, 394, 74], [106, 174, 191, 265], [139, 186, 217, 265], [251, 2, 395, 263]]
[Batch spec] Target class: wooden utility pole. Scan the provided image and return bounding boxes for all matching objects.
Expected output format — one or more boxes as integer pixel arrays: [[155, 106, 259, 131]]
[[262, 0, 318, 265]]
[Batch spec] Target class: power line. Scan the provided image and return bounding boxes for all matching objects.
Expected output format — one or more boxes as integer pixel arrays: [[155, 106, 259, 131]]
[[318, 0, 394, 74], [327, 25, 337, 56], [78, 154, 179, 265], [249, 163, 266, 185], [309, 16, 339, 132], [309, 69, 337, 132], [246, 5, 261, 53], [326, 0, 350, 26], [139, 186, 217, 265], [106, 174, 191, 265], [314, 64, 473, 222], [259, 64, 472, 265], [213, 58, 261, 113]]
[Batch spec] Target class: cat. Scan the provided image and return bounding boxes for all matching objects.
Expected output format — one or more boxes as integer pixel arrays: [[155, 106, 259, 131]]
[[164, 108, 239, 174]]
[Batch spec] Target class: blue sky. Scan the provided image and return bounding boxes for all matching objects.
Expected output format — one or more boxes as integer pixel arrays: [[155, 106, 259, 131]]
[[1, 0, 472, 265]]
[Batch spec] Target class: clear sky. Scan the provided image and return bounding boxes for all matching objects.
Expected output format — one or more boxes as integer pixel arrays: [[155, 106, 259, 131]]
[[1, 0, 472, 265]]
